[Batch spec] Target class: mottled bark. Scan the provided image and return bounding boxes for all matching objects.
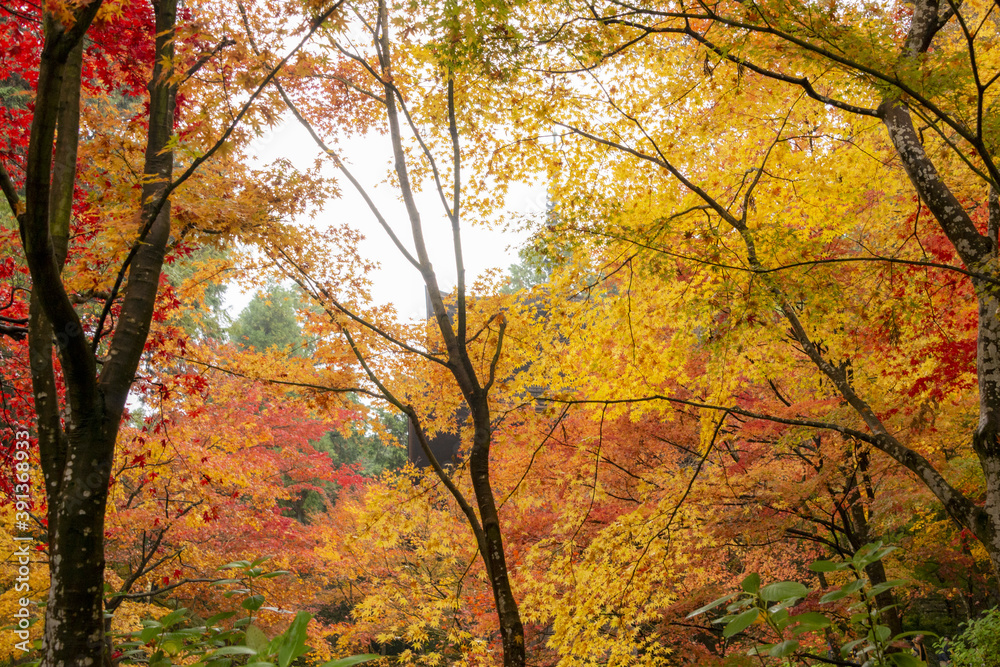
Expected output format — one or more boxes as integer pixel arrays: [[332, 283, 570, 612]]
[[17, 1, 178, 664], [875, 1, 1000, 575]]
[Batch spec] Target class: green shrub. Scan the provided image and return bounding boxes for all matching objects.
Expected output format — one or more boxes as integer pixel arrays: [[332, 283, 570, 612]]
[[950, 608, 1000, 667]]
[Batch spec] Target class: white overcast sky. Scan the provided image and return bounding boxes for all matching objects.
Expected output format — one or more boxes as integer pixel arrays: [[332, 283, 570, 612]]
[[229, 118, 543, 320]]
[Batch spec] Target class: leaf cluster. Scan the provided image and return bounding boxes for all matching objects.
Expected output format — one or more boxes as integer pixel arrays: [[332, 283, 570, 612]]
[[690, 543, 928, 666]]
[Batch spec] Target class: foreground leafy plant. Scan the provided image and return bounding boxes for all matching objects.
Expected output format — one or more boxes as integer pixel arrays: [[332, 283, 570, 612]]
[[948, 607, 1000, 667], [688, 543, 927, 666], [115, 557, 378, 667]]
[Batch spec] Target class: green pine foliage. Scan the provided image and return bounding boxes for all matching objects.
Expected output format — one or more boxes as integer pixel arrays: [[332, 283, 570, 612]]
[[228, 283, 311, 355]]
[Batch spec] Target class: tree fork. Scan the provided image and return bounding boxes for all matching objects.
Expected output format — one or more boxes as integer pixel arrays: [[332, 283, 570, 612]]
[[368, 1, 529, 662], [17, 0, 178, 663]]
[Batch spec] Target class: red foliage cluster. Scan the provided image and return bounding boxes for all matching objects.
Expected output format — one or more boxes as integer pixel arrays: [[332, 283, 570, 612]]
[[0, 0, 155, 183]]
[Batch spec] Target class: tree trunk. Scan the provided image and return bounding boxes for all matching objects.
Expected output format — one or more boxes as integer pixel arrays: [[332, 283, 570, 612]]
[[42, 424, 113, 664], [972, 287, 1000, 578], [366, 0, 528, 661], [16, 0, 178, 664], [845, 484, 904, 637], [468, 399, 526, 667]]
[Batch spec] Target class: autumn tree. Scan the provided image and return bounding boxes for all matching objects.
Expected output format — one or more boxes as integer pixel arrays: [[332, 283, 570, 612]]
[[0, 0, 348, 662], [492, 0, 1000, 582], [223, 1, 547, 664], [103, 357, 360, 646]]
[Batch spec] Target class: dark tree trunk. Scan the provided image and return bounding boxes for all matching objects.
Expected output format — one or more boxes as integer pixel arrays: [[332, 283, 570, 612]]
[[843, 462, 904, 638], [12, 0, 178, 664], [468, 401, 526, 667], [366, 1, 529, 662]]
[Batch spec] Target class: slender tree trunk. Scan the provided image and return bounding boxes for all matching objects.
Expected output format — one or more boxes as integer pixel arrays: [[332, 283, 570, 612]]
[[365, 1, 528, 661], [468, 399, 526, 667], [844, 481, 903, 637]]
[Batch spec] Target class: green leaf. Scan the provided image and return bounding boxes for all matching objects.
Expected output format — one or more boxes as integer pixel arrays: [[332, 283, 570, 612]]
[[854, 542, 883, 561], [277, 612, 313, 667], [746, 644, 774, 656], [319, 655, 381, 667], [854, 542, 896, 567], [686, 593, 739, 619], [219, 560, 252, 570], [208, 646, 258, 657], [760, 581, 809, 602], [250, 556, 274, 567], [788, 611, 831, 635], [242, 595, 266, 612], [892, 631, 938, 641], [723, 608, 759, 638], [725, 598, 752, 613], [741, 573, 760, 594], [887, 653, 925, 667], [159, 608, 189, 629], [140, 626, 162, 643], [869, 579, 908, 597], [840, 638, 866, 656], [257, 570, 292, 580], [206, 611, 238, 626], [768, 639, 799, 658], [871, 545, 898, 561], [837, 579, 866, 595], [162, 639, 183, 656], [808, 559, 842, 572], [246, 625, 270, 655]]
